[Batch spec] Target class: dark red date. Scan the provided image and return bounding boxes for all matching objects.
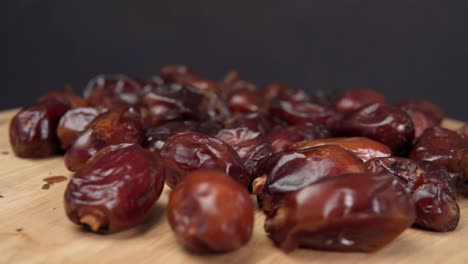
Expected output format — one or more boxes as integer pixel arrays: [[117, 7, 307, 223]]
[[160, 132, 251, 189], [333, 88, 386, 114], [255, 145, 365, 213], [57, 107, 101, 150], [409, 126, 468, 177], [265, 172, 415, 252], [334, 103, 414, 153], [64, 108, 144, 171], [167, 170, 254, 253], [267, 124, 331, 153], [10, 99, 70, 158], [64, 144, 165, 233]]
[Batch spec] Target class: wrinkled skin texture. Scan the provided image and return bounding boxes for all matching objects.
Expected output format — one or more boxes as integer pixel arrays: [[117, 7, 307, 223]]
[[333, 88, 387, 114], [216, 127, 273, 174], [265, 172, 415, 252], [366, 157, 460, 232], [409, 126, 468, 178], [64, 144, 165, 233], [255, 145, 365, 213], [291, 137, 392, 162], [267, 124, 331, 153], [64, 108, 144, 171], [84, 74, 148, 109], [10, 99, 71, 158], [396, 100, 444, 124], [167, 170, 254, 253], [57, 107, 102, 150], [160, 132, 251, 189], [226, 89, 265, 114], [224, 113, 273, 136], [334, 103, 415, 153], [143, 120, 221, 151], [270, 99, 336, 126], [402, 109, 435, 140]]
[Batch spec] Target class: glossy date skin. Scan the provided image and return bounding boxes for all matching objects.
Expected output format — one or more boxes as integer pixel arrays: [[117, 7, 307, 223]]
[[216, 127, 272, 174], [160, 132, 251, 189], [409, 126, 468, 178], [57, 107, 102, 150], [255, 145, 365, 213], [264, 172, 415, 252], [143, 120, 221, 150], [291, 137, 392, 162], [10, 99, 71, 158], [267, 124, 331, 153], [84, 74, 148, 108], [334, 103, 415, 153], [39, 89, 87, 108], [64, 108, 144, 171], [64, 144, 165, 233], [167, 170, 254, 253], [224, 112, 273, 136], [365, 157, 460, 232], [270, 99, 336, 126], [333, 88, 387, 114], [396, 99, 444, 125]]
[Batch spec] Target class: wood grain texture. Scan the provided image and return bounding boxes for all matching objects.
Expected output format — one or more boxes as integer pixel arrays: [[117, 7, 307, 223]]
[[0, 109, 466, 264]]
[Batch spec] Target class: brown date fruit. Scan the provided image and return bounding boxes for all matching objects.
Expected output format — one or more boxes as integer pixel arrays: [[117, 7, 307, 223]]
[[225, 88, 265, 114], [142, 83, 213, 127], [291, 137, 392, 162], [333, 88, 386, 114], [270, 99, 336, 126], [216, 127, 272, 174], [396, 99, 444, 124], [402, 109, 435, 140], [143, 120, 221, 150], [64, 108, 144, 171], [10, 99, 71, 158], [39, 88, 87, 108], [366, 157, 460, 232], [57, 107, 102, 150], [409, 126, 468, 178], [334, 103, 414, 153], [267, 124, 331, 153], [255, 145, 365, 213], [167, 170, 254, 253], [265, 172, 415, 252], [160, 132, 251, 189], [65, 144, 165, 233], [224, 112, 273, 136], [84, 74, 148, 108], [263, 83, 310, 103], [161, 65, 202, 85]]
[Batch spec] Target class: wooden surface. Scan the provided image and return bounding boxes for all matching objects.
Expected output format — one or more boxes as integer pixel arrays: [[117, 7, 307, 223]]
[[0, 108, 466, 264]]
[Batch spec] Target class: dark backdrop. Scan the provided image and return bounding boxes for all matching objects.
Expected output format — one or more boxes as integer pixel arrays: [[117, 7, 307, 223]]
[[3, 1, 468, 120]]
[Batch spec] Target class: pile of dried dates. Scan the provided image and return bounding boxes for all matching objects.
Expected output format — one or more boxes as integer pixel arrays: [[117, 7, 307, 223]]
[[9, 65, 468, 253]]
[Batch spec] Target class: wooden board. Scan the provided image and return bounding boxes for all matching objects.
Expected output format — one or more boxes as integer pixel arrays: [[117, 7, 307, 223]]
[[0, 108, 466, 264]]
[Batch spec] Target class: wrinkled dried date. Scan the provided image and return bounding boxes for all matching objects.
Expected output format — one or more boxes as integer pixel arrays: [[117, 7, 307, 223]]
[[267, 124, 331, 153], [10, 99, 70, 158], [57, 107, 102, 150], [167, 170, 254, 253], [409, 126, 468, 177], [365, 157, 460, 232], [333, 88, 386, 114], [255, 145, 365, 213], [160, 132, 251, 189], [265, 172, 415, 252], [334, 103, 414, 153], [65, 144, 165, 233], [64, 108, 144, 171]]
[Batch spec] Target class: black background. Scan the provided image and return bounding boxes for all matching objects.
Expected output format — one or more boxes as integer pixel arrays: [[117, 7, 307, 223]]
[[3, 1, 467, 120]]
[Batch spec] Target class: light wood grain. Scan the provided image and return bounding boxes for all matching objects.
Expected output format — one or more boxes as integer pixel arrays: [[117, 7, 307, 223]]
[[0, 109, 467, 264]]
